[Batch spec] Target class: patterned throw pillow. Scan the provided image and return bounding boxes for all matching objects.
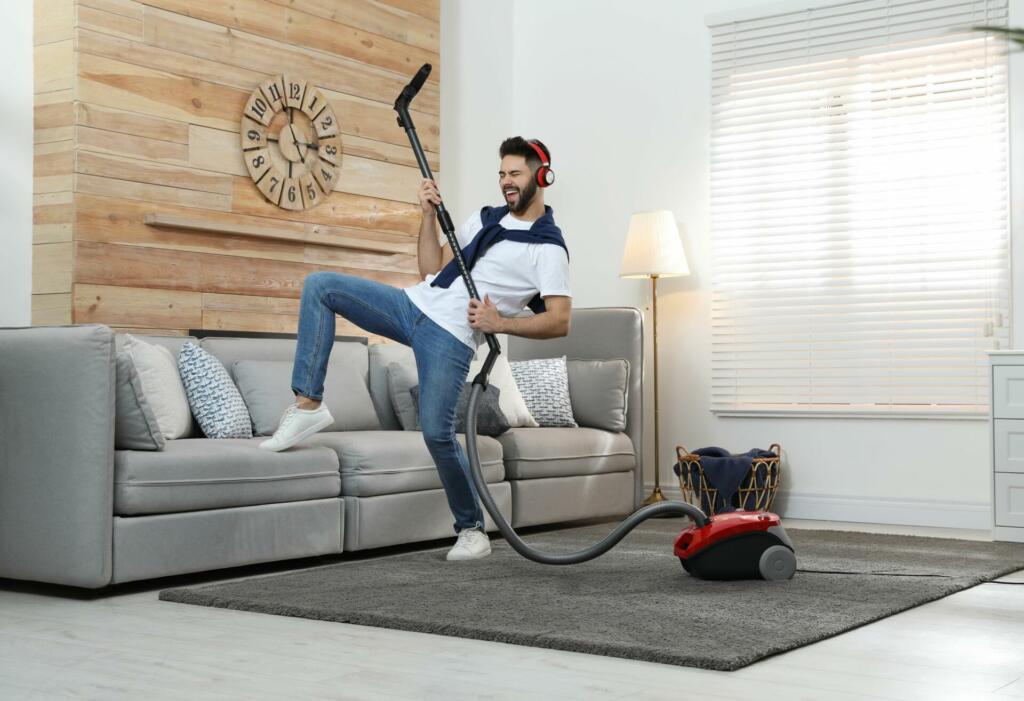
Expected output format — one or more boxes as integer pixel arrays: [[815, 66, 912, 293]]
[[177, 342, 253, 439], [509, 356, 578, 428]]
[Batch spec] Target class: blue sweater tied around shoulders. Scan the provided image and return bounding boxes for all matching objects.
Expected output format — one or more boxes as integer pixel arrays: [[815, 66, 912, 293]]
[[430, 205, 568, 314]]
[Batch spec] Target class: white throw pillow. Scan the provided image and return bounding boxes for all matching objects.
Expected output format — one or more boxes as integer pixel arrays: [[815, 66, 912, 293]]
[[121, 334, 192, 440], [509, 356, 578, 428], [178, 343, 253, 439], [468, 352, 539, 428]]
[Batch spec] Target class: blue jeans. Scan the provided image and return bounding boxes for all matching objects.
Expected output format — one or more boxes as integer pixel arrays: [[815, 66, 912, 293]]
[[291, 272, 483, 533]]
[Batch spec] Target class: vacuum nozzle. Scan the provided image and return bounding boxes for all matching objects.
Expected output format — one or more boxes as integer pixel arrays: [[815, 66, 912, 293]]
[[395, 63, 432, 111]]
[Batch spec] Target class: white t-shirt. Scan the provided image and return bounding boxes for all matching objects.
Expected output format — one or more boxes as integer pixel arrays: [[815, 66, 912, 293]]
[[404, 209, 572, 349]]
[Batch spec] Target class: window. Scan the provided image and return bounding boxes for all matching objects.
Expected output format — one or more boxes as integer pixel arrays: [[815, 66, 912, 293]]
[[708, 0, 1010, 417]]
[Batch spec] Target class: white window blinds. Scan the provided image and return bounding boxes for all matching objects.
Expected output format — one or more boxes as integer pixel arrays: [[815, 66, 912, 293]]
[[708, 0, 1010, 417]]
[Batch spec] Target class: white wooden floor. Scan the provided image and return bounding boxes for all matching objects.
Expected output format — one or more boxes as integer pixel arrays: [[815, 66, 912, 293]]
[[2, 519, 1023, 701]]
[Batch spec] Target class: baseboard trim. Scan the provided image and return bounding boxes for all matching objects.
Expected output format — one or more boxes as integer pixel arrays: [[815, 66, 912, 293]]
[[994, 526, 1024, 543], [650, 483, 991, 530]]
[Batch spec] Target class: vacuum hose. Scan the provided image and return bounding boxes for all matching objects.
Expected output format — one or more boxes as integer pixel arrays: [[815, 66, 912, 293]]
[[396, 64, 709, 565], [465, 383, 707, 564]]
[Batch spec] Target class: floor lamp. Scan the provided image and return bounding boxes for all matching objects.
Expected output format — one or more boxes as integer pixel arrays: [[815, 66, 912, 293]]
[[620, 211, 690, 506]]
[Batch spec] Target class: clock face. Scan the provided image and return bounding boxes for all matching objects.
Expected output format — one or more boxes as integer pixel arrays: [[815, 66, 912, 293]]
[[240, 75, 341, 211]]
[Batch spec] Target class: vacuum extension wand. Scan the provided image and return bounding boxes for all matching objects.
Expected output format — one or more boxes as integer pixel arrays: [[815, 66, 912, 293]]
[[395, 64, 708, 565]]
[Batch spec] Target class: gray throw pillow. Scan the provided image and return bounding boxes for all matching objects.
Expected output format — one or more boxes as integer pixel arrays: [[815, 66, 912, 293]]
[[386, 361, 420, 431], [567, 359, 630, 432], [233, 360, 382, 436], [114, 352, 165, 451], [410, 383, 510, 436], [509, 356, 578, 427]]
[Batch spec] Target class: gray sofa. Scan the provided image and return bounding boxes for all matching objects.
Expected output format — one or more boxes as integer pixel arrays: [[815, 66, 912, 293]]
[[0, 308, 644, 589]]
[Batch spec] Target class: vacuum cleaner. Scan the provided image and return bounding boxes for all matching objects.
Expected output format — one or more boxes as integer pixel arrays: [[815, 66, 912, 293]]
[[394, 65, 796, 581]]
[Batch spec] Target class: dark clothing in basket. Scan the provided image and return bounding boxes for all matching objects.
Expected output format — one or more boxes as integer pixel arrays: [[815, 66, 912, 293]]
[[673, 447, 778, 514]]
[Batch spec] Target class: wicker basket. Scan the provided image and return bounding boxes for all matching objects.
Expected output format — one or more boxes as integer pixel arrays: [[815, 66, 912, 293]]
[[674, 443, 782, 516]]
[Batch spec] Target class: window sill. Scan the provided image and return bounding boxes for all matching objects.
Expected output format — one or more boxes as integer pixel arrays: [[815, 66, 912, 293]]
[[712, 408, 989, 421]]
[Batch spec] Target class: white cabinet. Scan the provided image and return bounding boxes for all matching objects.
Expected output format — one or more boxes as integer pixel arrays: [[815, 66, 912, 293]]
[[991, 353, 1024, 542], [995, 473, 1024, 528]]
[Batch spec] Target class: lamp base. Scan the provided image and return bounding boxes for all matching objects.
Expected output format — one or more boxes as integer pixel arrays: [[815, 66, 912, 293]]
[[640, 487, 688, 518], [641, 486, 666, 506]]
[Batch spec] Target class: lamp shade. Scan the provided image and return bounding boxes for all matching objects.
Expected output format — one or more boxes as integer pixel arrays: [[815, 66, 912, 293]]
[[619, 210, 690, 278]]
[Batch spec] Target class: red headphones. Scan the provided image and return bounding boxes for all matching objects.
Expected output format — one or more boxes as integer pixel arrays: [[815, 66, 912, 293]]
[[527, 139, 555, 188]]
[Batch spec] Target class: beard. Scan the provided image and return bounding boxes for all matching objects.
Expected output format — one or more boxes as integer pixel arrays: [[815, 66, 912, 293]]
[[504, 178, 538, 215]]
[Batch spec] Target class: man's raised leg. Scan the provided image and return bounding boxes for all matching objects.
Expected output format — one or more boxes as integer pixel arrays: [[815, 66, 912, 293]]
[[261, 271, 417, 452]]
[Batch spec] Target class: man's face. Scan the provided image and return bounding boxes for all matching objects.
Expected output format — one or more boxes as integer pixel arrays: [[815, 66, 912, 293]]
[[499, 155, 538, 215]]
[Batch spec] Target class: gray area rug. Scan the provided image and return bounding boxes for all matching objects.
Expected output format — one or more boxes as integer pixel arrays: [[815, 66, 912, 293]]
[[159, 519, 1024, 670]]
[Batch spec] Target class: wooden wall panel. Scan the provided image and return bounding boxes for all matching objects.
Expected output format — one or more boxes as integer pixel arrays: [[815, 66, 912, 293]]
[[141, 7, 440, 114], [30, 0, 440, 341], [32, 2, 74, 324], [140, 0, 440, 82], [32, 294, 73, 325], [75, 283, 203, 328]]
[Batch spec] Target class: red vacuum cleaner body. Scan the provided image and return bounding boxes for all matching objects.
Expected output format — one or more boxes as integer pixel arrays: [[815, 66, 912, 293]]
[[675, 511, 796, 581]]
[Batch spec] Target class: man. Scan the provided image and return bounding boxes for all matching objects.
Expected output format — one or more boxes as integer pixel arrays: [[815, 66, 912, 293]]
[[260, 137, 572, 562]]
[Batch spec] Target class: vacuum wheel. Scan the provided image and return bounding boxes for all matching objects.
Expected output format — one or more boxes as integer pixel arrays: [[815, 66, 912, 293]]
[[759, 545, 796, 581]]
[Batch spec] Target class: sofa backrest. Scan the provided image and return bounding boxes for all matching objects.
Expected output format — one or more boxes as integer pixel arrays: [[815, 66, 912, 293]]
[[115, 333, 198, 356], [507, 307, 644, 507], [198, 337, 369, 386]]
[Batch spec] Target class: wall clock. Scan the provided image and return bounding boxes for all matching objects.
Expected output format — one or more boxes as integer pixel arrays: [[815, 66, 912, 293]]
[[240, 75, 341, 211]]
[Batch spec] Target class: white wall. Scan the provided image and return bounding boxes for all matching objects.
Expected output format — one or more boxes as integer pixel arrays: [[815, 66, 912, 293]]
[[438, 1, 514, 225], [442, 0, 1001, 528], [0, 2, 33, 327]]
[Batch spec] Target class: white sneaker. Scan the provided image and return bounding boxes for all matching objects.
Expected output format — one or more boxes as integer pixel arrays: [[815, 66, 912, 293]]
[[446, 527, 491, 561], [259, 403, 334, 452]]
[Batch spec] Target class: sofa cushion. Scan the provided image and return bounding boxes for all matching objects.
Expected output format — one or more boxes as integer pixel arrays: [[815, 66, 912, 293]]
[[410, 382, 510, 436], [496, 427, 635, 480], [234, 360, 381, 436], [305, 431, 505, 498], [386, 361, 419, 430], [114, 352, 165, 451], [114, 438, 340, 515], [368, 343, 414, 430], [373, 346, 539, 431], [567, 359, 629, 432], [178, 342, 253, 439], [120, 334, 193, 439]]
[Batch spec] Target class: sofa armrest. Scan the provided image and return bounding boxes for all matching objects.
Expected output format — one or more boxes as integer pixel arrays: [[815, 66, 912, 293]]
[[0, 324, 116, 588], [507, 307, 644, 507]]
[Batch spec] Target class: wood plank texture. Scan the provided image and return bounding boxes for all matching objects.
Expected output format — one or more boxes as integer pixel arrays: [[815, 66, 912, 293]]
[[32, 242, 74, 294], [31, 293, 72, 325], [142, 6, 440, 115], [141, 0, 441, 83], [35, 40, 74, 93], [144, 213, 417, 256], [74, 283, 203, 328], [76, 102, 190, 143], [35, 0, 74, 45], [265, 0, 439, 54], [32, 0, 439, 335]]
